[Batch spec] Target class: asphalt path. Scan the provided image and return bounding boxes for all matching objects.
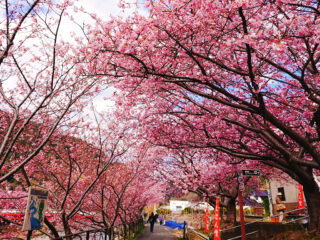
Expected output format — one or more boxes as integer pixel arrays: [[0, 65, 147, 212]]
[[137, 223, 176, 240]]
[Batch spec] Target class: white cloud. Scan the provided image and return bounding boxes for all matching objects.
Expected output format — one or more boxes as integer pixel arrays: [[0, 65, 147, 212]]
[[93, 88, 116, 113], [76, 0, 123, 19], [74, 0, 147, 21], [59, 0, 146, 41]]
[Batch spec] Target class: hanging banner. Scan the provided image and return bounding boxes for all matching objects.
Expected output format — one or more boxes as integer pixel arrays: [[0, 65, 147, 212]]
[[205, 202, 209, 233], [22, 187, 49, 231], [298, 184, 305, 209], [213, 197, 220, 240]]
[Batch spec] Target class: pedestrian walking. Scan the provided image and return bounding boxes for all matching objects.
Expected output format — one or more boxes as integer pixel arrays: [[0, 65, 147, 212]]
[[147, 212, 157, 232], [159, 213, 163, 225]]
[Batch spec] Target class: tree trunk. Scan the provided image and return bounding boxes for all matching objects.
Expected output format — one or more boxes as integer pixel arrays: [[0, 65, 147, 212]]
[[62, 212, 72, 240], [225, 197, 237, 225], [303, 181, 320, 232], [123, 223, 128, 239], [44, 217, 60, 239]]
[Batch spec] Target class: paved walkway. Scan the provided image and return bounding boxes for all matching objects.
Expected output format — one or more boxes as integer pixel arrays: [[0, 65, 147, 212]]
[[137, 223, 176, 240]]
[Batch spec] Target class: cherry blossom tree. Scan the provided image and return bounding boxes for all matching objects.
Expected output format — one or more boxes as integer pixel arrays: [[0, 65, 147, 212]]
[[0, 105, 165, 239], [24, 111, 136, 238], [154, 147, 270, 224], [0, 0, 165, 238], [86, 0, 320, 231], [85, 147, 164, 231], [0, 0, 105, 186]]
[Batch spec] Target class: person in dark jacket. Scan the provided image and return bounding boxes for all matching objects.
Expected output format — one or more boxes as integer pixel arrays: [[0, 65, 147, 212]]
[[147, 212, 157, 232]]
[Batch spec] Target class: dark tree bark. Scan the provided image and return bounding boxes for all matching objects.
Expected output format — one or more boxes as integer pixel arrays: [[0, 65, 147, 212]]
[[303, 180, 320, 232], [62, 212, 72, 240], [44, 217, 60, 239], [225, 197, 237, 225]]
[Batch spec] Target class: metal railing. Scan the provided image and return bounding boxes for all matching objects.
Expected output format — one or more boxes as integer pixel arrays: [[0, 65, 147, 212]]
[[187, 227, 259, 240], [187, 227, 209, 240], [221, 207, 308, 233], [284, 215, 309, 224], [225, 231, 259, 240], [186, 208, 308, 240], [54, 218, 144, 240]]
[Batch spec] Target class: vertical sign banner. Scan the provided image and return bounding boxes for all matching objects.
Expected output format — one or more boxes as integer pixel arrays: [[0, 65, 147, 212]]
[[213, 197, 220, 240], [205, 202, 209, 233], [298, 184, 305, 209], [22, 187, 49, 231]]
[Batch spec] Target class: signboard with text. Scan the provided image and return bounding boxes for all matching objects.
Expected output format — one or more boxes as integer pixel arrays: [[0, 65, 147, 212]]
[[213, 197, 220, 240], [242, 169, 260, 176], [22, 187, 49, 231], [205, 202, 209, 233], [238, 175, 245, 191], [298, 184, 305, 209]]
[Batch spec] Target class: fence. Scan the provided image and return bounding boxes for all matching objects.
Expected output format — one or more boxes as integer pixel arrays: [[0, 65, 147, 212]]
[[187, 227, 209, 240], [186, 208, 308, 240], [53, 218, 144, 240]]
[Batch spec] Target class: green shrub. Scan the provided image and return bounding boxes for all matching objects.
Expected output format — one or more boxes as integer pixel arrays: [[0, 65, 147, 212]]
[[262, 196, 270, 216], [156, 208, 172, 215], [182, 207, 193, 214], [244, 208, 252, 215]]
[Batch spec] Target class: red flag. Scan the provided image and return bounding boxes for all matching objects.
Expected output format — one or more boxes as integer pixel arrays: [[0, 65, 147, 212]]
[[298, 184, 305, 209], [213, 197, 220, 240], [205, 202, 209, 233]]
